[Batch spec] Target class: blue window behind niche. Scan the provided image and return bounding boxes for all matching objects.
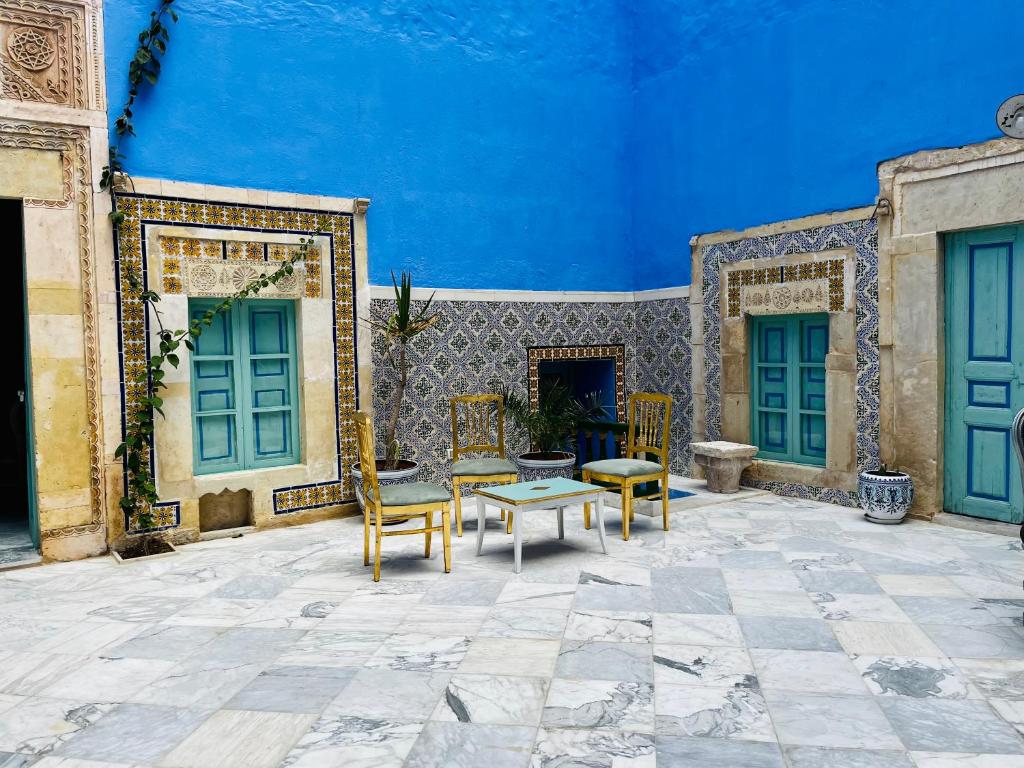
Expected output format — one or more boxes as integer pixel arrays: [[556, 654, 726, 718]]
[[190, 299, 300, 474], [750, 314, 828, 466]]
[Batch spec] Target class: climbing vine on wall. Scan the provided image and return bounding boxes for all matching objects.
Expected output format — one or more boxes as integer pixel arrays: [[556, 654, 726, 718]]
[[102, 1, 313, 544]]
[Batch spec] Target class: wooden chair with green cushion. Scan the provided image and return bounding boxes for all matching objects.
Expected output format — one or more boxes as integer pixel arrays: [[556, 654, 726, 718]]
[[354, 411, 452, 582], [450, 394, 518, 537], [582, 392, 672, 540]]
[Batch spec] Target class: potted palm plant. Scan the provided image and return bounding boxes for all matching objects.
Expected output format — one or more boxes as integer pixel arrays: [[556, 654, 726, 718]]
[[503, 381, 605, 481], [354, 271, 440, 508]]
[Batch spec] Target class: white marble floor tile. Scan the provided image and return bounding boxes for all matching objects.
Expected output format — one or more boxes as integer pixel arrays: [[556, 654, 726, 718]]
[[160, 709, 316, 768]]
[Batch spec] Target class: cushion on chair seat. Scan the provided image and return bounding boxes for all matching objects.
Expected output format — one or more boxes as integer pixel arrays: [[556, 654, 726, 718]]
[[370, 482, 451, 507], [451, 458, 517, 476], [582, 458, 664, 478]]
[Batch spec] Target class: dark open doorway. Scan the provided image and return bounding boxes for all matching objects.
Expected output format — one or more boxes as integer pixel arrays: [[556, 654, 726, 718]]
[[0, 198, 38, 566]]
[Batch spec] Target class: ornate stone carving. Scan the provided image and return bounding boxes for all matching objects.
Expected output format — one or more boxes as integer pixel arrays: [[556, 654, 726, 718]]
[[740, 278, 830, 316], [0, 1, 90, 108]]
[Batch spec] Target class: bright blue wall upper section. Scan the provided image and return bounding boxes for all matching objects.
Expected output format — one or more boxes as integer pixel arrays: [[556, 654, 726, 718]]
[[107, 1, 1024, 291], [104, 1, 633, 290], [631, 0, 1024, 289]]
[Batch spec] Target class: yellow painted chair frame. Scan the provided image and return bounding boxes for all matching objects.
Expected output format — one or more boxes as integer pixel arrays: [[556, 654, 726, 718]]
[[354, 411, 451, 582], [450, 394, 518, 537], [583, 392, 672, 540]]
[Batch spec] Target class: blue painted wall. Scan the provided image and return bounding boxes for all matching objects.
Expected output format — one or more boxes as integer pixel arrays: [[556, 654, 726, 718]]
[[631, 0, 1024, 288], [104, 0, 634, 290], [107, 1, 1024, 291]]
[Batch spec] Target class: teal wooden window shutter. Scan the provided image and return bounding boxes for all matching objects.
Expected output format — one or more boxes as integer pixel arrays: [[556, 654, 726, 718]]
[[751, 314, 828, 466], [190, 299, 300, 474]]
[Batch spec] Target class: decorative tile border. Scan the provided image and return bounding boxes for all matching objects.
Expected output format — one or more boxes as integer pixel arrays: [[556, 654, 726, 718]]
[[113, 193, 359, 530], [273, 480, 346, 514], [701, 218, 880, 505], [726, 258, 844, 317], [527, 344, 626, 420]]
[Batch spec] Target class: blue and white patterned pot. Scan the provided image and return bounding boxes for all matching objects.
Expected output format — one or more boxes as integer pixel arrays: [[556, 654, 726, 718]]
[[514, 452, 576, 482], [858, 470, 914, 525], [351, 461, 420, 512]]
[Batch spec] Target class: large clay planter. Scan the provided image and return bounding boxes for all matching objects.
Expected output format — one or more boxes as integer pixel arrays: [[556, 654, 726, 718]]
[[351, 460, 420, 512], [514, 451, 576, 482], [858, 469, 914, 525]]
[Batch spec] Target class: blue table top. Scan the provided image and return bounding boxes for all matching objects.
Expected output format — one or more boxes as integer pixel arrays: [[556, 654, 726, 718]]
[[474, 477, 604, 505]]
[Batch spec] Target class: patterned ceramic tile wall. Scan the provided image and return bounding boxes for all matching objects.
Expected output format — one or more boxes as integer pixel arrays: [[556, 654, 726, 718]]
[[700, 218, 880, 506], [370, 296, 692, 487]]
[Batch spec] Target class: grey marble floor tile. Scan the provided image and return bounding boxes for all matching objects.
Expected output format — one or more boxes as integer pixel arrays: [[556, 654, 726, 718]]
[[896, 597, 1006, 627], [657, 737, 785, 768], [459, 638, 561, 677], [555, 640, 653, 683], [651, 568, 731, 614], [564, 611, 652, 643], [719, 550, 788, 570], [766, 692, 901, 749], [195, 627, 307, 664], [224, 670, 353, 713], [55, 703, 209, 763], [578, 561, 650, 587], [783, 552, 864, 571], [921, 624, 1024, 659], [876, 575, 968, 598], [954, 658, 1024, 699], [732, 589, 821, 618], [852, 656, 974, 699], [531, 727, 655, 767], [655, 684, 773, 740], [86, 596, 191, 623], [161, 709, 317, 768], [404, 722, 535, 768], [422, 579, 506, 607], [722, 568, 803, 592], [367, 633, 471, 671], [653, 644, 757, 688], [39, 657, 176, 703], [326, 668, 451, 720], [574, 585, 653, 612], [797, 570, 884, 594], [811, 593, 912, 622], [397, 605, 491, 636], [432, 674, 548, 726], [495, 583, 577, 610], [739, 616, 841, 651], [280, 715, 423, 768], [0, 697, 114, 756], [276, 629, 388, 668], [542, 679, 653, 732], [212, 574, 292, 600], [100, 625, 223, 660], [877, 697, 1024, 753], [783, 746, 915, 767], [653, 613, 743, 647], [127, 655, 266, 709], [751, 649, 868, 695], [479, 607, 569, 640], [910, 753, 1024, 768]]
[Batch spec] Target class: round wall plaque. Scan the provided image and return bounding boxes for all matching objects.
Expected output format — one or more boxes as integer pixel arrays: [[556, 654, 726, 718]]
[[997, 94, 1024, 139]]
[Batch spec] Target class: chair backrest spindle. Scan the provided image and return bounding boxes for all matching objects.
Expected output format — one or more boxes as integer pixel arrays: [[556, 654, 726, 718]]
[[354, 411, 381, 506], [626, 393, 672, 467], [451, 394, 505, 461]]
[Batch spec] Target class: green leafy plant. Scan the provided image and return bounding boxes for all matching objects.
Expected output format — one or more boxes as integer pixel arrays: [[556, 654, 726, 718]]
[[365, 272, 441, 469], [502, 381, 606, 457]]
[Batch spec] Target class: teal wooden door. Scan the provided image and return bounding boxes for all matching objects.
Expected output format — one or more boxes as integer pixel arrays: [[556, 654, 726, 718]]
[[945, 225, 1024, 523]]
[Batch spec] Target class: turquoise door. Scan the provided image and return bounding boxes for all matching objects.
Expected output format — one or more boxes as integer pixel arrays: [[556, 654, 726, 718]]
[[944, 226, 1024, 523]]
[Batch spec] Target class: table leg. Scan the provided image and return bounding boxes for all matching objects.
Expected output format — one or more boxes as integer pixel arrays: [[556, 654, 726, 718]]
[[513, 505, 523, 574], [475, 495, 486, 556], [557, 506, 565, 540], [595, 495, 608, 554]]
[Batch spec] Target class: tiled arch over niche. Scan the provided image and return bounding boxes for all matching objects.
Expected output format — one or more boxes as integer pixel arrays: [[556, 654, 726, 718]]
[[113, 193, 359, 532]]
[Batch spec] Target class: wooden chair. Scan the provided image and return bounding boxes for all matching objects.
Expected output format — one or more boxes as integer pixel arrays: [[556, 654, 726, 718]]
[[582, 393, 672, 540], [450, 394, 518, 537], [354, 411, 452, 581]]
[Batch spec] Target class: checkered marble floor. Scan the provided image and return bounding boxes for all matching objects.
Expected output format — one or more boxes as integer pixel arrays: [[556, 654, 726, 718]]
[[1, 492, 1023, 768]]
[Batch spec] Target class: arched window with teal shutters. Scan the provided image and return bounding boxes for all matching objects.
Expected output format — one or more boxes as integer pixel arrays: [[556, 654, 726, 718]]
[[750, 314, 828, 466], [190, 298, 300, 474]]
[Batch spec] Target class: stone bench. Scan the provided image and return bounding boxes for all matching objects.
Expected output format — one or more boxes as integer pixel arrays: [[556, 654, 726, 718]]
[[689, 441, 759, 493]]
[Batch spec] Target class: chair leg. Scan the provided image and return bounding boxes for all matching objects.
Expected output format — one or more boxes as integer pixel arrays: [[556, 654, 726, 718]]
[[662, 472, 670, 531], [424, 508, 433, 558], [453, 478, 463, 537], [442, 504, 452, 573], [582, 470, 592, 529], [373, 519, 384, 582], [622, 483, 632, 541], [362, 510, 370, 566]]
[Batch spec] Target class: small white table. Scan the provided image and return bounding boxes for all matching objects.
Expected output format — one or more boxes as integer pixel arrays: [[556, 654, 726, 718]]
[[474, 477, 608, 573]]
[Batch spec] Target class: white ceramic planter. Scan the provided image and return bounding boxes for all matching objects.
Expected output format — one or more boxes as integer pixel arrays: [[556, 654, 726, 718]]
[[351, 460, 421, 511], [514, 452, 576, 482], [858, 470, 914, 525]]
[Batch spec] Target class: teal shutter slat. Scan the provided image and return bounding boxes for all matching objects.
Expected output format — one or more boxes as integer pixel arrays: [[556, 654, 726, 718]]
[[190, 298, 300, 475], [751, 314, 828, 466]]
